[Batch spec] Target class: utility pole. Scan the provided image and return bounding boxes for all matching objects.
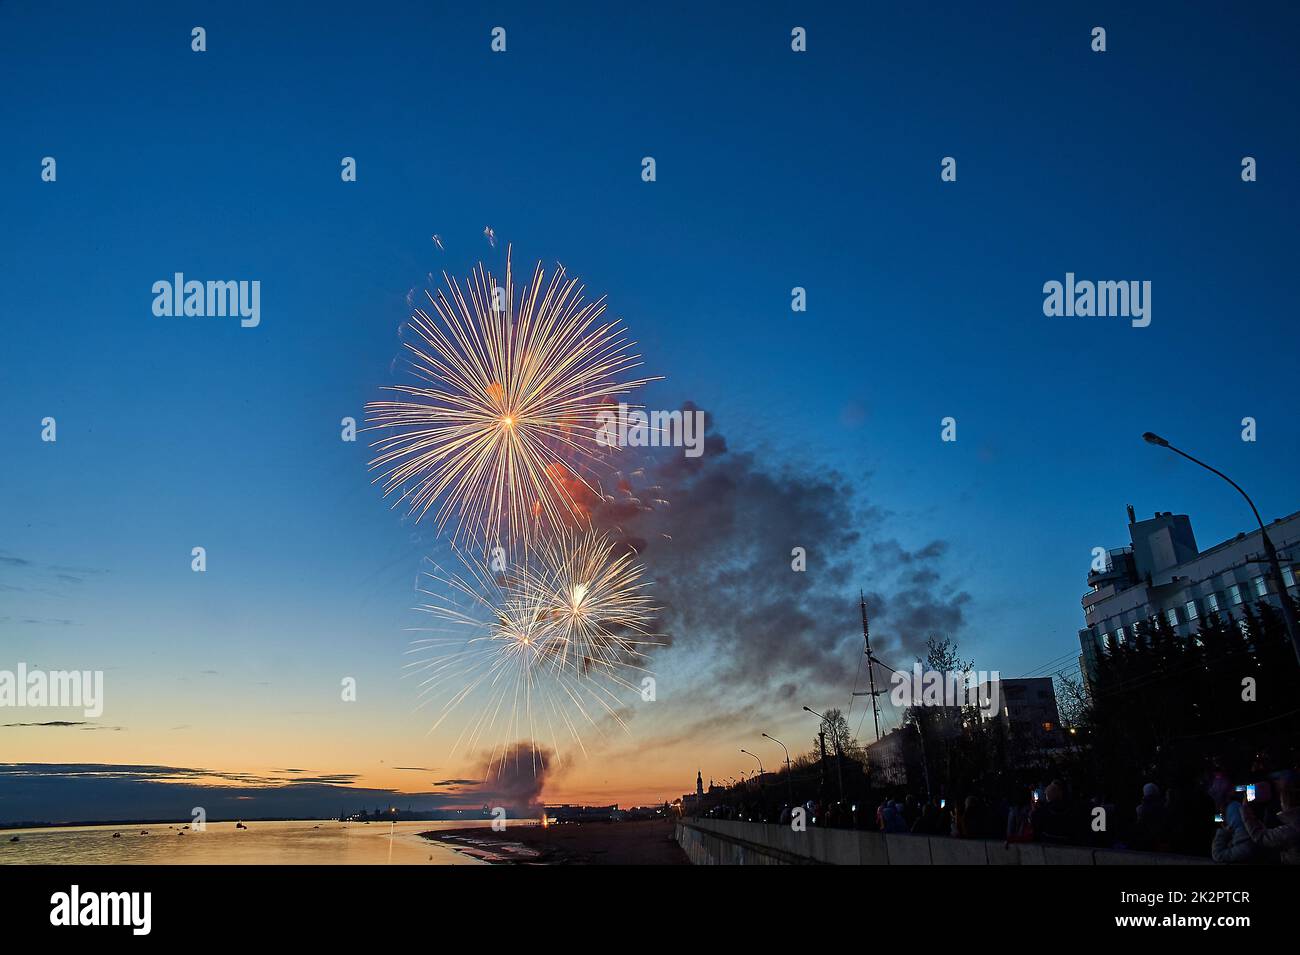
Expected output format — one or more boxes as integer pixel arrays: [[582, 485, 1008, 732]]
[[851, 591, 883, 743], [805, 706, 845, 803], [915, 719, 932, 801], [817, 731, 829, 796]]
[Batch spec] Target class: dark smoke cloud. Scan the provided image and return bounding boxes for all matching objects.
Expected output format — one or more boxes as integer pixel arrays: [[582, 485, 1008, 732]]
[[588, 404, 971, 699], [469, 742, 555, 809]]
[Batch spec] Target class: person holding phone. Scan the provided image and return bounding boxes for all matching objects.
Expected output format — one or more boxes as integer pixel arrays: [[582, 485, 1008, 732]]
[[1211, 790, 1258, 864], [1242, 773, 1300, 865]]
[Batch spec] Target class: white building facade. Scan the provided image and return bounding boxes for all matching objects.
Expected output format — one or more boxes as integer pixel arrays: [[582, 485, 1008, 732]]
[[1078, 506, 1300, 687]]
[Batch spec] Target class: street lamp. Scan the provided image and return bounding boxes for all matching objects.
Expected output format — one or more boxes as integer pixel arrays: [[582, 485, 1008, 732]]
[[1143, 431, 1300, 666], [761, 732, 795, 805], [802, 705, 845, 801], [762, 733, 792, 773], [802, 706, 840, 752], [740, 749, 764, 776]]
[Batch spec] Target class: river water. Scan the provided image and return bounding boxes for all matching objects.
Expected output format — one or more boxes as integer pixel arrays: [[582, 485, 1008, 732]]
[[0, 819, 502, 864]]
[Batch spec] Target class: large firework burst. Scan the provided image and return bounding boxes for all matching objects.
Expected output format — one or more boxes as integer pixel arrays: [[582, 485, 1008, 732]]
[[406, 532, 660, 768], [366, 249, 656, 549]]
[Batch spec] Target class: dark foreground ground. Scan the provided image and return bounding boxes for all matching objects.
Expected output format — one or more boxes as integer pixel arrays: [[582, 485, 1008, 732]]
[[421, 818, 688, 865]]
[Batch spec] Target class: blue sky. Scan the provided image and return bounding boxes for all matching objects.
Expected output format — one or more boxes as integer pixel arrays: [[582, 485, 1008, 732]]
[[1, 1, 1298, 810]]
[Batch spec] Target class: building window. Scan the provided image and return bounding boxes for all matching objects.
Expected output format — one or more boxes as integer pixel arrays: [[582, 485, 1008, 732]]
[[1229, 584, 1243, 606], [1185, 599, 1199, 621], [1115, 625, 1125, 644], [1254, 575, 1269, 598], [1205, 593, 1220, 614], [1285, 565, 1296, 588], [1166, 608, 1179, 628]]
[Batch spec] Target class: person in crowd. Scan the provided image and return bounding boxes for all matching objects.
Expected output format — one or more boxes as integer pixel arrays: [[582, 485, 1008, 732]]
[[931, 799, 953, 835], [1168, 784, 1215, 856], [804, 799, 820, 826], [1031, 780, 1078, 844], [1006, 789, 1034, 844], [1211, 794, 1259, 863], [911, 801, 939, 835], [937, 798, 954, 836], [880, 799, 907, 833], [902, 794, 920, 831], [1242, 773, 1299, 864], [827, 801, 848, 828], [1131, 782, 1170, 852], [1088, 791, 1119, 848]]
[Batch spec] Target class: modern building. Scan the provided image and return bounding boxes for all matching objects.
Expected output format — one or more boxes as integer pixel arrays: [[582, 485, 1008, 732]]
[[865, 725, 923, 788], [978, 677, 1061, 737], [974, 676, 1064, 769], [1078, 505, 1300, 687]]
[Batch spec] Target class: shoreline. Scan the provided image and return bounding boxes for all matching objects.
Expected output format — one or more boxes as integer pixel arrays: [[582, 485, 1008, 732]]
[[421, 818, 687, 865]]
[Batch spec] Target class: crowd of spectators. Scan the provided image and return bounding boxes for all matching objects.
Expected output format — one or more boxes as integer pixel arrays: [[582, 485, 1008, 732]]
[[697, 769, 1299, 862]]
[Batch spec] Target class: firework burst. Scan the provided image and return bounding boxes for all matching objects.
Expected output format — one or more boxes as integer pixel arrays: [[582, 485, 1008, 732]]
[[523, 527, 660, 677], [406, 534, 660, 769], [366, 248, 657, 549]]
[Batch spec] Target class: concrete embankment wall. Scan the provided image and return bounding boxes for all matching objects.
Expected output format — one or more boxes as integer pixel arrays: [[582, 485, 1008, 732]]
[[676, 818, 1209, 865]]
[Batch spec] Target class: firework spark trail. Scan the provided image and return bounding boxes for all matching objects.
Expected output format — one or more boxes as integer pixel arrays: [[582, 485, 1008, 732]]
[[367, 248, 658, 551], [404, 535, 661, 773]]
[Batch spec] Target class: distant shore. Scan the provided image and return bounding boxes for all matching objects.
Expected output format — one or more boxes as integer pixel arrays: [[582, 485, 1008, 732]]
[[421, 818, 687, 865]]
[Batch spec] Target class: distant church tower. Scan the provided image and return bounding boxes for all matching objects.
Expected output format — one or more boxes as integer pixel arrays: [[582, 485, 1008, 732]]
[[696, 769, 704, 797]]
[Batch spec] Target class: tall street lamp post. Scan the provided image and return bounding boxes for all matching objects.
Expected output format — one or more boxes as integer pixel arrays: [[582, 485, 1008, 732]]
[[1143, 431, 1300, 667], [803, 705, 845, 802], [762, 732, 795, 805]]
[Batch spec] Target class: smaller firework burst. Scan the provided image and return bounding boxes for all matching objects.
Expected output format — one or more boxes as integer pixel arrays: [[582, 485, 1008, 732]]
[[406, 534, 660, 770], [522, 527, 659, 681]]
